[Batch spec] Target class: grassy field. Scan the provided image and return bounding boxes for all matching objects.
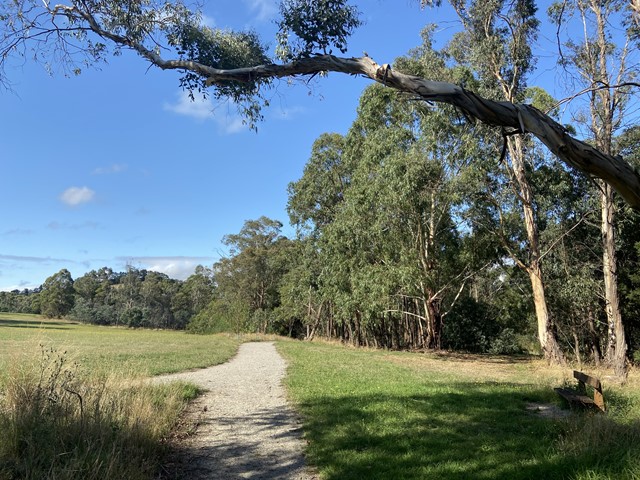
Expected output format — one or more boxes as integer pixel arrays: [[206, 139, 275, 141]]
[[0, 312, 241, 376], [3, 314, 640, 479], [278, 340, 640, 480], [0, 313, 241, 480]]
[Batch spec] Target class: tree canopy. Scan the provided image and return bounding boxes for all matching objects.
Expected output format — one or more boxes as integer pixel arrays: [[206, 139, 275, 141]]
[[2, 0, 640, 206]]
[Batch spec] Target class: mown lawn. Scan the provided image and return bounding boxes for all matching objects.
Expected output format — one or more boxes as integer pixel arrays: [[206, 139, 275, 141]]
[[0, 312, 240, 376], [278, 340, 640, 480]]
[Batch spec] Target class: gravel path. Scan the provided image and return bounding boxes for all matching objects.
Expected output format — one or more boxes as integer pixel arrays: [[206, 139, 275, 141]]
[[154, 342, 317, 480]]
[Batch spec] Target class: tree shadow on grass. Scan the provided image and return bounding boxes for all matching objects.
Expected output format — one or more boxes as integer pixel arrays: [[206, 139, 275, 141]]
[[297, 384, 640, 480], [0, 318, 74, 330]]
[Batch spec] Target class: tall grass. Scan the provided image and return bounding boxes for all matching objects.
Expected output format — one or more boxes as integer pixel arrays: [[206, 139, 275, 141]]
[[0, 345, 198, 480]]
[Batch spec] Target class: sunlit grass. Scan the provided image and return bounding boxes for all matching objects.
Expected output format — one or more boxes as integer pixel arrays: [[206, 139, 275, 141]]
[[0, 313, 241, 376], [278, 340, 640, 480]]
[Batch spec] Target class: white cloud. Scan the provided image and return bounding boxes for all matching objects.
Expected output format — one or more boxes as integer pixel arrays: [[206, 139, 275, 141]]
[[273, 105, 306, 121], [244, 0, 278, 22], [60, 186, 95, 206], [0, 282, 39, 292], [92, 164, 128, 175], [217, 115, 247, 135], [164, 90, 215, 120], [164, 90, 248, 134], [200, 13, 216, 27], [117, 256, 214, 280]]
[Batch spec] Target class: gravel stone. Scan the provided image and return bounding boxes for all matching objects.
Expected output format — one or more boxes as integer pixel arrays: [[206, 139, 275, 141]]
[[154, 342, 317, 480]]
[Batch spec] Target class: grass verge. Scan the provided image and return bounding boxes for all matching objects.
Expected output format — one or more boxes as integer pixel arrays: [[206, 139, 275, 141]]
[[277, 340, 640, 480]]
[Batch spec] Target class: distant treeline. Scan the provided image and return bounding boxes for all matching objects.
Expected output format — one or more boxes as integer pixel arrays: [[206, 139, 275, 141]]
[[0, 266, 214, 329]]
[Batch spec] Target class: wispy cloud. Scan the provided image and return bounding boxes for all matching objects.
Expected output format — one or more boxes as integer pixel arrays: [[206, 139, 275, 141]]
[[0, 280, 39, 292], [60, 186, 95, 206], [244, 0, 278, 22], [3, 228, 34, 236], [47, 221, 100, 231], [116, 256, 214, 280], [164, 90, 215, 120], [0, 254, 74, 266], [200, 13, 216, 27], [92, 164, 128, 175], [163, 90, 248, 134], [273, 105, 306, 121], [217, 115, 247, 135]]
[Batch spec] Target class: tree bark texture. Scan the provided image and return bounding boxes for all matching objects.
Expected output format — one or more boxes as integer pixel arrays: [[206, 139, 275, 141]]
[[601, 181, 628, 377]]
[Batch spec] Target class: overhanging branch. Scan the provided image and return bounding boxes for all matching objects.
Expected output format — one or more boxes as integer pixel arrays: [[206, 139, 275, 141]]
[[9, 3, 640, 208]]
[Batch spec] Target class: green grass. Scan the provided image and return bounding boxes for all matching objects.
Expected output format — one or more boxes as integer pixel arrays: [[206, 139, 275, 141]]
[[0, 313, 241, 376], [278, 340, 640, 480]]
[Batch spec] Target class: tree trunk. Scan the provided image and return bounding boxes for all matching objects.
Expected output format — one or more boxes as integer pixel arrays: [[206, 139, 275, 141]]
[[601, 182, 628, 377], [572, 329, 582, 366], [587, 306, 602, 366], [424, 295, 443, 350], [508, 137, 565, 364]]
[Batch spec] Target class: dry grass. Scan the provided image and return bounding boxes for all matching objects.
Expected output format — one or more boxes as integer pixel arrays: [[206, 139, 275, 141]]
[[0, 345, 199, 480]]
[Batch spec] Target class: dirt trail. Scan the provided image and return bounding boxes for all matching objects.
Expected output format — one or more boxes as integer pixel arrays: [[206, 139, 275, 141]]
[[154, 342, 317, 480]]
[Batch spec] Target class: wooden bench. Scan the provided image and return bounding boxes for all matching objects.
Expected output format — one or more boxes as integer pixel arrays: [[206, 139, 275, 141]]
[[554, 370, 605, 412]]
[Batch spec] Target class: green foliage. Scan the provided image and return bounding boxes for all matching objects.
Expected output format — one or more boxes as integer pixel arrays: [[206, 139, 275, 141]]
[[168, 23, 271, 127], [276, 0, 362, 60], [443, 297, 498, 352], [188, 217, 293, 335], [186, 299, 234, 334], [40, 269, 75, 318], [287, 133, 350, 230]]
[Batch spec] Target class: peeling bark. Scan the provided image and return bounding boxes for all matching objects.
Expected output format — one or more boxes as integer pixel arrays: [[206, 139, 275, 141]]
[[197, 56, 640, 209]]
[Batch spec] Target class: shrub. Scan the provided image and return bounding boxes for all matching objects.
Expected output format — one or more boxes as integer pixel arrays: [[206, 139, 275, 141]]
[[443, 297, 498, 352], [488, 328, 523, 355]]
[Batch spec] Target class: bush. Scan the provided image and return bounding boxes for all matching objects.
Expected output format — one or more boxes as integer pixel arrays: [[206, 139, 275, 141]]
[[443, 297, 498, 352], [186, 303, 232, 334], [488, 328, 523, 355]]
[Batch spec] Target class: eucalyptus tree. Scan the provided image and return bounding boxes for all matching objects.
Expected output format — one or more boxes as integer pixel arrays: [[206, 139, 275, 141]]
[[172, 265, 215, 326], [40, 268, 75, 318], [211, 217, 290, 334], [286, 133, 353, 339], [444, 0, 567, 362], [549, 0, 638, 376], [289, 34, 491, 349], [1, 0, 640, 208]]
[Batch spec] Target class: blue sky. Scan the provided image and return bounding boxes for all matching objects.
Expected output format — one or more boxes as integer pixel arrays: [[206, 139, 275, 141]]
[[0, 0, 452, 290], [0, 0, 567, 290]]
